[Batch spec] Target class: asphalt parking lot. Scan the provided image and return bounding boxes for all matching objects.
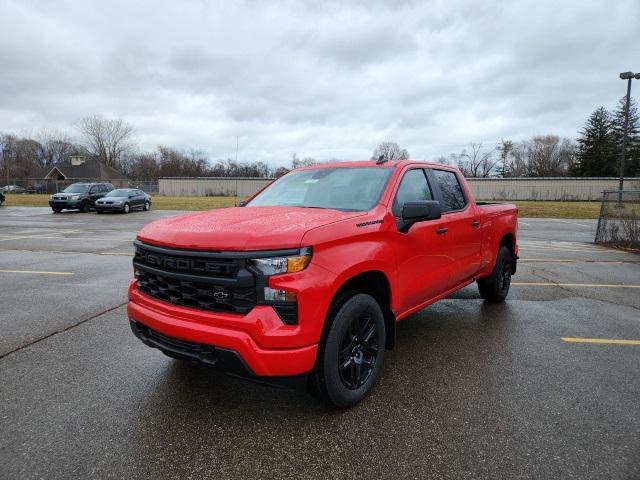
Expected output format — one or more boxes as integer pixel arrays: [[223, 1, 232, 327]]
[[1, 207, 639, 479]]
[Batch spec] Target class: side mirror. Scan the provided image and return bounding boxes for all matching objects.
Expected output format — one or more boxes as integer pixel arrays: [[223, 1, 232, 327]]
[[398, 200, 441, 233], [238, 200, 247, 207]]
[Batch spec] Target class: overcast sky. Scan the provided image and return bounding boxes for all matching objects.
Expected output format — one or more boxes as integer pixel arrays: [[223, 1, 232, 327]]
[[1, 0, 639, 166]]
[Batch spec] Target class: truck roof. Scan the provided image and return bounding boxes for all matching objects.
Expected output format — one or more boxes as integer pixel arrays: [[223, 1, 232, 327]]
[[297, 160, 454, 170]]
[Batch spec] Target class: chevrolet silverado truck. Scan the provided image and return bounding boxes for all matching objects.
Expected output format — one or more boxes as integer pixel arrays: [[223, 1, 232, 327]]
[[128, 160, 518, 408]]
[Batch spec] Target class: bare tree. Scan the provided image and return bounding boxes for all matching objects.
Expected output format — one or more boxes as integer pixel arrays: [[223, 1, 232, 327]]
[[77, 115, 135, 170], [371, 142, 410, 162], [525, 135, 575, 177], [35, 128, 77, 167], [452, 143, 499, 178], [290, 153, 318, 169]]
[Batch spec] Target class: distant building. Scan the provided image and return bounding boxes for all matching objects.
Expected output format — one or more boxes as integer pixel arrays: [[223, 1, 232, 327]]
[[41, 156, 128, 187]]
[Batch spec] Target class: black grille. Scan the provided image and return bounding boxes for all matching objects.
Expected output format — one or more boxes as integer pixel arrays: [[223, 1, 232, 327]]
[[136, 269, 256, 314], [134, 242, 256, 314]]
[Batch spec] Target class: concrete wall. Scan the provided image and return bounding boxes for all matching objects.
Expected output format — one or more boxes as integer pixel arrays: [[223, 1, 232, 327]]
[[467, 177, 640, 201], [160, 177, 274, 197], [160, 176, 640, 201]]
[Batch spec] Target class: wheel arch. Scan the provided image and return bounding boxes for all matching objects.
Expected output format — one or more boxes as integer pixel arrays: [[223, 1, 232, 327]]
[[499, 232, 517, 274], [326, 270, 396, 350]]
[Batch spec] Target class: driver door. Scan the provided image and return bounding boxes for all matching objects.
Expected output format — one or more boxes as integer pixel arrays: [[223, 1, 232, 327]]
[[391, 168, 452, 314]]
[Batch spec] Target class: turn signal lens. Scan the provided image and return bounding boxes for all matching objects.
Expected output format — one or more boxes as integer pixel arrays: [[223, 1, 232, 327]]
[[287, 254, 311, 273]]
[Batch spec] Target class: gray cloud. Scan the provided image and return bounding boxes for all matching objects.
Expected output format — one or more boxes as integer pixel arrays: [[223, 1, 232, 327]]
[[0, 0, 638, 166]]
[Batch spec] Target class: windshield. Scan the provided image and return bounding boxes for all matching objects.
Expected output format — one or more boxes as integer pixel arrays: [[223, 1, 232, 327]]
[[106, 189, 131, 197], [248, 167, 392, 211], [63, 184, 89, 193]]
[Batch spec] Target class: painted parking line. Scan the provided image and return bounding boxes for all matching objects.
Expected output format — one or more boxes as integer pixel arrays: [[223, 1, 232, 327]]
[[547, 219, 594, 229], [520, 246, 628, 254], [512, 282, 640, 288], [519, 259, 635, 264], [0, 269, 74, 275], [561, 337, 640, 345], [0, 248, 133, 256]]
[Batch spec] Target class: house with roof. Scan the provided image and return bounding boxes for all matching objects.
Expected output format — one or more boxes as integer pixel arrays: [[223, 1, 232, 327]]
[[41, 156, 128, 186]]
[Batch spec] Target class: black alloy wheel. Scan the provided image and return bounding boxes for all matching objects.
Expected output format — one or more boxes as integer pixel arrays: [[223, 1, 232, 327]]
[[477, 246, 512, 303], [310, 293, 386, 408], [338, 313, 379, 389]]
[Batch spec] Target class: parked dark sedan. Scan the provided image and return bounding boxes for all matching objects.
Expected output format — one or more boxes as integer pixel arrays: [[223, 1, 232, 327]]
[[94, 188, 151, 214]]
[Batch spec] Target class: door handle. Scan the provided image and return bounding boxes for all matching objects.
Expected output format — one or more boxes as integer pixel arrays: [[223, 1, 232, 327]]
[[436, 227, 448, 235], [471, 220, 481, 228]]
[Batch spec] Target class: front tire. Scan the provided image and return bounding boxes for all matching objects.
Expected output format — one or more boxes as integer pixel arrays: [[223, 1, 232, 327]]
[[80, 200, 90, 213], [52, 207, 62, 213], [122, 203, 130, 214], [311, 293, 386, 408], [478, 246, 512, 303]]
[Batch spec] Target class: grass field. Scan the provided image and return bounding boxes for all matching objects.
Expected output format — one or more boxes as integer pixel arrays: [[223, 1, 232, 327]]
[[1, 194, 602, 218], [2, 194, 241, 210]]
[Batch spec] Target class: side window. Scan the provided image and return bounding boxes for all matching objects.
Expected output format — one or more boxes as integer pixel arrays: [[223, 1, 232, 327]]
[[392, 169, 433, 217], [432, 169, 466, 212]]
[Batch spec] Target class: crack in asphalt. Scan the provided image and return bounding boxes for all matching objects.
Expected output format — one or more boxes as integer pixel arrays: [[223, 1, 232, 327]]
[[0, 302, 127, 361], [527, 265, 640, 312]]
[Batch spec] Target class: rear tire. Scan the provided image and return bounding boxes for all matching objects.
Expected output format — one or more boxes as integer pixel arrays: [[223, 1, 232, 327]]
[[310, 293, 386, 409], [80, 200, 90, 213], [143, 201, 150, 211], [478, 246, 512, 303]]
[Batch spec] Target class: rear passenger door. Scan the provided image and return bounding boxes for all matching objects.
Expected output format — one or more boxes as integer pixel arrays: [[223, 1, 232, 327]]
[[428, 169, 482, 287], [391, 168, 453, 313], [134, 190, 146, 207]]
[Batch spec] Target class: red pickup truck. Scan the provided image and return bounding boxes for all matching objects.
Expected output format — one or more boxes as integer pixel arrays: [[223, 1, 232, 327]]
[[128, 160, 518, 407]]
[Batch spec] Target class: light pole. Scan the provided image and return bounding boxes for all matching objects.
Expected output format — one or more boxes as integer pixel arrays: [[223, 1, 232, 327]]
[[618, 71, 640, 195]]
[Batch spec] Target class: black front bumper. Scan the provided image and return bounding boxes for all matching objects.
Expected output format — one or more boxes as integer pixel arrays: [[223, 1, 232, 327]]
[[49, 200, 81, 209], [129, 320, 306, 388], [95, 204, 123, 211]]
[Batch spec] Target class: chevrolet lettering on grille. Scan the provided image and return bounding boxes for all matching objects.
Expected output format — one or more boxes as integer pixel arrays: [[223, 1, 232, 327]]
[[137, 249, 232, 275]]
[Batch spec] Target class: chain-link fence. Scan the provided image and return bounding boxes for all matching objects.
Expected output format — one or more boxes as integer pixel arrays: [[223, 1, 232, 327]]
[[595, 190, 640, 249], [127, 181, 159, 194]]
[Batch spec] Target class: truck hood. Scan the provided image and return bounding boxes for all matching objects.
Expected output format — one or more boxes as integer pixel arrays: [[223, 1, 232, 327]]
[[136, 206, 364, 251]]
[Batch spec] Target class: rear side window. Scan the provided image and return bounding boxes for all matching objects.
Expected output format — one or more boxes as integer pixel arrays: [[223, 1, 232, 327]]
[[392, 169, 433, 216], [432, 169, 466, 212]]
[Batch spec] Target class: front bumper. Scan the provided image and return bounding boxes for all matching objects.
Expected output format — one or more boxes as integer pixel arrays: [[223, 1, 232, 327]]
[[49, 200, 81, 209], [128, 284, 318, 377], [95, 203, 124, 211]]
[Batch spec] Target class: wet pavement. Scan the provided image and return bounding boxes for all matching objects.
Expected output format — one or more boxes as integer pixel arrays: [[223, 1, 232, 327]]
[[1, 207, 639, 479]]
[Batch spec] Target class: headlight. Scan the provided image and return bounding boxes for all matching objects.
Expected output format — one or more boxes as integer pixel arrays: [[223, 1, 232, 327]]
[[70, 195, 80, 200], [249, 247, 312, 275], [113, 200, 122, 205]]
